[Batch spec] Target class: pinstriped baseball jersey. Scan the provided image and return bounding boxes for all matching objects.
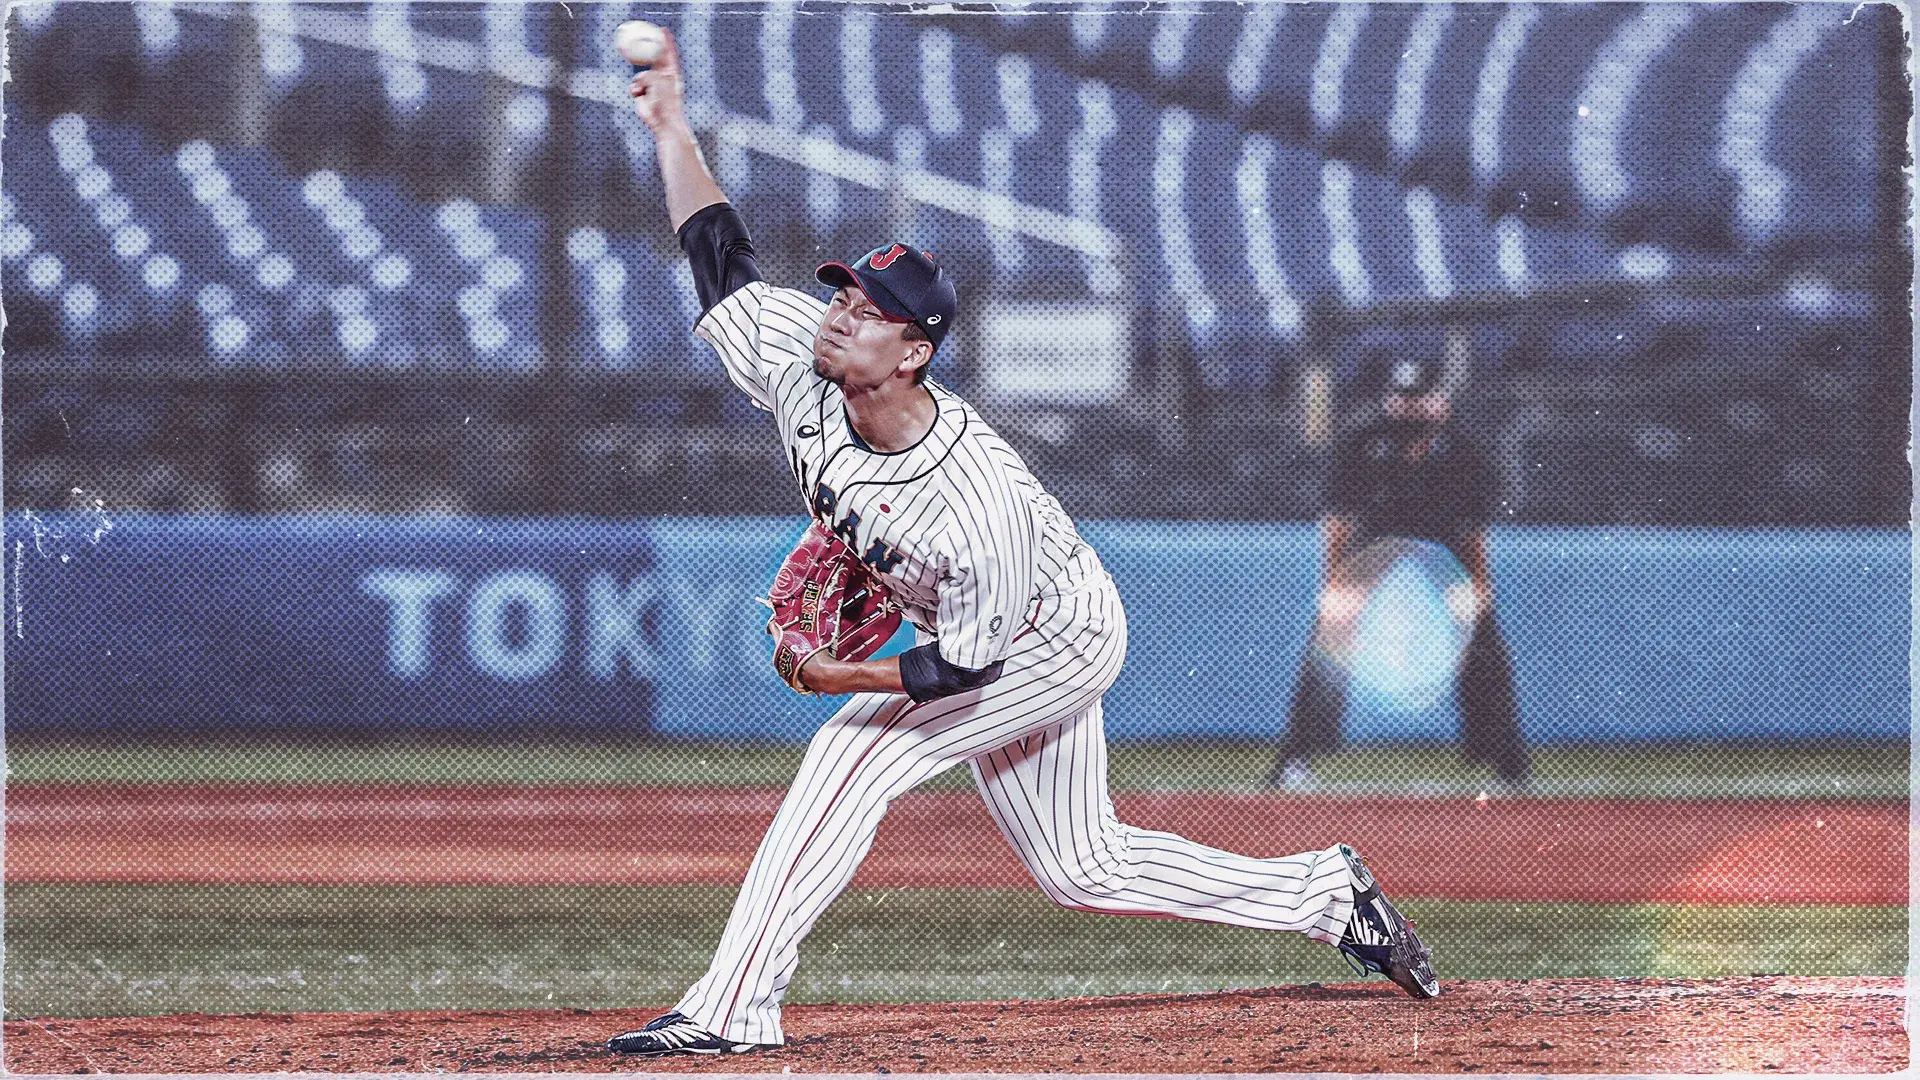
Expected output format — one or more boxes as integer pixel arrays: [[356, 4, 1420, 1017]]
[[697, 280, 1092, 670], [666, 277, 1369, 1049]]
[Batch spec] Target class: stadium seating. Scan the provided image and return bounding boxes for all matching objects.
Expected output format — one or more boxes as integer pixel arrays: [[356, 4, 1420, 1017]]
[[1, 2, 1902, 523]]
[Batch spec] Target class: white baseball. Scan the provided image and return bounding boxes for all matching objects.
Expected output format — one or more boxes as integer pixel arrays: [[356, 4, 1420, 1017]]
[[614, 20, 667, 66]]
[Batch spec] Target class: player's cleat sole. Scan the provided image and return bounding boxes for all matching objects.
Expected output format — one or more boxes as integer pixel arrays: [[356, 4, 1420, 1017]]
[[1335, 843, 1441, 1000], [605, 1012, 779, 1057]]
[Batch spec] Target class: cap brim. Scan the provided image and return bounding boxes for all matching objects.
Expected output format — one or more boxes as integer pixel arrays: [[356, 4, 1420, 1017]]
[[815, 262, 916, 322]]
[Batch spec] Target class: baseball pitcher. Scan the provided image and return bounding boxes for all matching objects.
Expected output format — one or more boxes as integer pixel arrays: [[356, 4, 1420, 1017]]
[[605, 28, 1439, 1057]]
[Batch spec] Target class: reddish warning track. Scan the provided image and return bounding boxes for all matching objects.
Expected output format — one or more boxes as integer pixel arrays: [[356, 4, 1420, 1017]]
[[7, 784, 1906, 904]]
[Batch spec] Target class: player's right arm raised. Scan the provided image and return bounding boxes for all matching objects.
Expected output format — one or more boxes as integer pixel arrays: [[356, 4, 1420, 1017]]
[[628, 29, 726, 233], [627, 28, 821, 413]]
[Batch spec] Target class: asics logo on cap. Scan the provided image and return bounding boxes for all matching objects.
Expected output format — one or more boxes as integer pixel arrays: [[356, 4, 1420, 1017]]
[[926, 314, 941, 324]]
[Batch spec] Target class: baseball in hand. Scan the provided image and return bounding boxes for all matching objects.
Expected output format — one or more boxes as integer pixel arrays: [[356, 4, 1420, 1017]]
[[614, 20, 667, 66]]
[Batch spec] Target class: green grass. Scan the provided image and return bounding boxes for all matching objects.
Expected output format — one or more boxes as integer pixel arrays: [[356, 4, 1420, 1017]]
[[5, 741, 1908, 797], [5, 884, 1905, 1019]]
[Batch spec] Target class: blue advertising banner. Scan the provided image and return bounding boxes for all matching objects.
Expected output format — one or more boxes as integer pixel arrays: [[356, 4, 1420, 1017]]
[[2, 513, 1907, 742]]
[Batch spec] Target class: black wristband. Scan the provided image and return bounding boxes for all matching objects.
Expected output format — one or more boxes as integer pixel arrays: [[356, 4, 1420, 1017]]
[[899, 643, 1005, 703]]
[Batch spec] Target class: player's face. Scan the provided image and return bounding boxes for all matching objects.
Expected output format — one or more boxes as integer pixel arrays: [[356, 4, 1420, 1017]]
[[1384, 391, 1450, 425], [814, 287, 928, 390]]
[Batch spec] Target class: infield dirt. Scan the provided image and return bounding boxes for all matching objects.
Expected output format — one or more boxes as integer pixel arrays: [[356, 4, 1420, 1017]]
[[3, 977, 1906, 1073]]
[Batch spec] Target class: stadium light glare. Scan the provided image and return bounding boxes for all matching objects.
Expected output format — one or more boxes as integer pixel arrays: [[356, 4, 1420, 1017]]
[[94, 193, 133, 229], [256, 253, 296, 291], [597, 319, 631, 355], [142, 253, 182, 292], [760, 2, 805, 133], [135, 2, 180, 55], [197, 283, 236, 317], [62, 281, 100, 323], [1405, 188, 1455, 301], [1078, 80, 1118, 141], [261, 37, 306, 83], [1389, 6, 1453, 160], [505, 91, 549, 138], [26, 252, 63, 293], [328, 285, 371, 318], [1320, 160, 1372, 307], [213, 193, 252, 232], [469, 317, 510, 352], [302, 170, 346, 208], [113, 224, 153, 261], [437, 199, 482, 235], [1149, 9, 1197, 79], [343, 225, 383, 261], [1227, 5, 1283, 107], [15, 2, 54, 32], [209, 313, 249, 355], [1310, 5, 1368, 133], [384, 63, 428, 105], [1494, 213, 1530, 292], [371, 253, 413, 291], [919, 30, 963, 138], [803, 127, 840, 238], [74, 164, 113, 202], [842, 9, 885, 139], [1, 223, 35, 262], [193, 172, 234, 206], [1784, 274, 1838, 317], [481, 254, 523, 291], [592, 257, 628, 295], [1070, 3, 1107, 55], [453, 229, 498, 262], [176, 140, 217, 176], [1619, 243, 1672, 282], [339, 315, 379, 354], [48, 114, 88, 150], [227, 224, 268, 261], [1182, 293, 1219, 336], [323, 200, 367, 233], [1471, 6, 1540, 185], [55, 139, 94, 174], [457, 285, 498, 321], [997, 54, 1040, 138], [566, 228, 608, 264]]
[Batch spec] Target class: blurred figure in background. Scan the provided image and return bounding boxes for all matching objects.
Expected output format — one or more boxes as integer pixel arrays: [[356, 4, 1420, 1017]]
[[1269, 352, 1530, 792]]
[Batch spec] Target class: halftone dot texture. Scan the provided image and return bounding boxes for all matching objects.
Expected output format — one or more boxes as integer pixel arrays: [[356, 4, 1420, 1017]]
[[2, 0, 1908, 1039]]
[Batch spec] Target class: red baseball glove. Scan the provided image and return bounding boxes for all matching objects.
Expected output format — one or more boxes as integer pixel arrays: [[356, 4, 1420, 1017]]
[[764, 522, 903, 692]]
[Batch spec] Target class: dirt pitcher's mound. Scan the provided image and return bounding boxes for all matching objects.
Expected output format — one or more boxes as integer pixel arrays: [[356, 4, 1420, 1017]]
[[4, 977, 1904, 1074]]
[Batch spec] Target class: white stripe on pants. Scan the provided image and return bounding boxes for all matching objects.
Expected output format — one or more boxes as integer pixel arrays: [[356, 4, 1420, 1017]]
[[673, 578, 1356, 1046]]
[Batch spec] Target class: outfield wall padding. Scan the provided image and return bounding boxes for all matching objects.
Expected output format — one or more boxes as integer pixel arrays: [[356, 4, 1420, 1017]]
[[3, 514, 1906, 742]]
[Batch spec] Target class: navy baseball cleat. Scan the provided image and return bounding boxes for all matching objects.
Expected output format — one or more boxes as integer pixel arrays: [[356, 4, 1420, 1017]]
[[605, 1012, 777, 1057], [1334, 843, 1441, 999]]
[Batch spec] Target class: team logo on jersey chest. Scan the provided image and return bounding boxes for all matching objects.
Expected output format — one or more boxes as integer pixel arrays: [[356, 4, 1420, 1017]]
[[811, 482, 907, 574]]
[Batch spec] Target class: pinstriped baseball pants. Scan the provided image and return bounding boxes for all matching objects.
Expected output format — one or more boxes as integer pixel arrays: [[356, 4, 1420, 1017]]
[[674, 574, 1359, 1046]]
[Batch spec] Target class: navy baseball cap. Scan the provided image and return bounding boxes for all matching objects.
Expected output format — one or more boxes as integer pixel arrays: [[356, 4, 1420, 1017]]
[[816, 244, 957, 352]]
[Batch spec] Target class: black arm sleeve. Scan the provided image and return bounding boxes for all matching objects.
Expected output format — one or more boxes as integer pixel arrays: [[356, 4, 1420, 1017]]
[[899, 643, 1005, 703], [676, 201, 764, 317]]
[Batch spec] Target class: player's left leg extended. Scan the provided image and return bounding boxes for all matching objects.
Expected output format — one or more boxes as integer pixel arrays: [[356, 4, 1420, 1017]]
[[972, 701, 1438, 997], [972, 702, 1353, 944]]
